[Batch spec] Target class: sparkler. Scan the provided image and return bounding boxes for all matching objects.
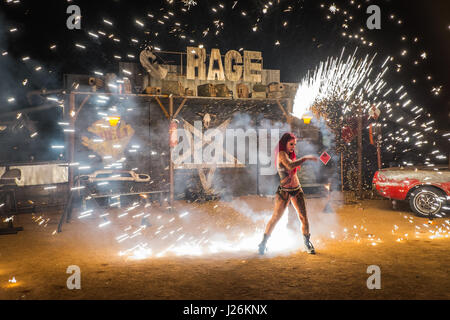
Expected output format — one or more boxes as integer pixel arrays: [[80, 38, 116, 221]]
[[293, 48, 381, 119], [292, 46, 444, 163]]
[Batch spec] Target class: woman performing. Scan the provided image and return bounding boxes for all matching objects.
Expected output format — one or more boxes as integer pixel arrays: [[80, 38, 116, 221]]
[[258, 133, 318, 255]]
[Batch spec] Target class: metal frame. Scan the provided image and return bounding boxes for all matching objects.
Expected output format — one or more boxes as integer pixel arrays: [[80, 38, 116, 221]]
[[0, 189, 24, 235], [57, 92, 294, 232]]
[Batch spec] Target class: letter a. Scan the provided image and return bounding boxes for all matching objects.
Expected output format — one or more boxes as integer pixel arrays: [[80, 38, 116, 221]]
[[366, 5, 381, 30], [67, 5, 81, 30], [366, 265, 381, 289], [66, 265, 81, 290]]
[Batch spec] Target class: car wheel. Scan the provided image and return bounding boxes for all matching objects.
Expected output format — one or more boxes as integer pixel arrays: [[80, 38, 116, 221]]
[[409, 187, 446, 218]]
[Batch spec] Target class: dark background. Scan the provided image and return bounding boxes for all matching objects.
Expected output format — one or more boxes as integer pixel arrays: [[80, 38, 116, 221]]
[[0, 0, 449, 162]]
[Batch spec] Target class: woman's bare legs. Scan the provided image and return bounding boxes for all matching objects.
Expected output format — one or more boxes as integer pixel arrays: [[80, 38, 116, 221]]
[[265, 194, 290, 236], [258, 193, 289, 254], [290, 192, 309, 236], [290, 191, 315, 254]]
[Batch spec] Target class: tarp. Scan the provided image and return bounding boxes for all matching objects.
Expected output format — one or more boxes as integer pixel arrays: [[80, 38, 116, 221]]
[[0, 164, 68, 186]]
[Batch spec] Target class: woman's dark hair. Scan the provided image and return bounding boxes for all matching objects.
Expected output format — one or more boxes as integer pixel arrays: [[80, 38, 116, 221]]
[[274, 132, 297, 173]]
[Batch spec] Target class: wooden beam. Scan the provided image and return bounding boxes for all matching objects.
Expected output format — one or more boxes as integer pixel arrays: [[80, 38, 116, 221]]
[[74, 95, 91, 121], [341, 152, 344, 192], [174, 163, 246, 170], [169, 96, 174, 208], [287, 99, 294, 114], [154, 96, 170, 119], [173, 98, 188, 119], [376, 125, 382, 170], [377, 141, 382, 170], [68, 93, 76, 190], [276, 100, 291, 124], [180, 52, 183, 77], [169, 96, 174, 118]]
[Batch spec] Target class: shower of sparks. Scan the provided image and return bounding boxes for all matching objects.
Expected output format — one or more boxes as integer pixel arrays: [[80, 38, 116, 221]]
[[69, 197, 449, 262], [329, 4, 337, 14], [292, 47, 443, 160], [115, 207, 309, 260], [292, 47, 391, 122], [182, 0, 197, 9]]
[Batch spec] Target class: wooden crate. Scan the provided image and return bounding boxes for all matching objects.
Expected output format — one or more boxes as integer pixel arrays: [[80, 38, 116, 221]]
[[252, 91, 267, 99], [88, 77, 104, 89], [267, 82, 286, 93], [252, 84, 267, 93], [161, 80, 184, 96], [197, 84, 216, 97], [267, 82, 292, 99], [145, 87, 162, 95], [215, 84, 232, 97], [236, 83, 250, 98]]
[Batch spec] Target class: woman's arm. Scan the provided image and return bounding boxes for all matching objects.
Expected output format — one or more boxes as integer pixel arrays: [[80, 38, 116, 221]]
[[279, 152, 318, 171]]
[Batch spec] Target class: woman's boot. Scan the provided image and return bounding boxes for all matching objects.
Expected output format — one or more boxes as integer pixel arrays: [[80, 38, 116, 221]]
[[258, 234, 270, 255], [303, 234, 316, 254]]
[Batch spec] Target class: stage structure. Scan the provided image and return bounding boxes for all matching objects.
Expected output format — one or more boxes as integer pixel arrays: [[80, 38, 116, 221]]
[[57, 47, 328, 231]]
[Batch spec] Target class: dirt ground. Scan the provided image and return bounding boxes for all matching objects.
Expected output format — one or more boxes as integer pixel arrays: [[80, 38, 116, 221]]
[[0, 194, 449, 300]]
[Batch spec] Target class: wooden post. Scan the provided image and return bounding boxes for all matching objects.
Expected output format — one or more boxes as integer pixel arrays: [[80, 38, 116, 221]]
[[173, 98, 188, 119], [169, 96, 174, 208], [287, 99, 293, 130], [341, 152, 344, 192], [357, 106, 363, 200], [376, 124, 382, 170], [377, 141, 382, 170], [60, 93, 76, 228], [256, 117, 260, 196], [180, 52, 183, 77], [287, 99, 293, 114], [68, 93, 76, 189], [154, 96, 170, 119], [276, 100, 291, 127], [59, 92, 90, 231]]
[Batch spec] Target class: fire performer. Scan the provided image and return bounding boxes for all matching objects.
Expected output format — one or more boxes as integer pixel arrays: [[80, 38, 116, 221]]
[[258, 133, 319, 255]]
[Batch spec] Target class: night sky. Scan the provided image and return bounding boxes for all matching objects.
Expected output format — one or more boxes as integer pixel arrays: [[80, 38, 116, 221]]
[[0, 0, 449, 161]]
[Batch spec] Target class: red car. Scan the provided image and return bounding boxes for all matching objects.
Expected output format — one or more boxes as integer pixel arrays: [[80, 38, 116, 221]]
[[373, 167, 450, 217]]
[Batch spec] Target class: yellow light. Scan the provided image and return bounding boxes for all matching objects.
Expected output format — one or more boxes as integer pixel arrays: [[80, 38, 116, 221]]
[[108, 117, 120, 127], [303, 116, 313, 124]]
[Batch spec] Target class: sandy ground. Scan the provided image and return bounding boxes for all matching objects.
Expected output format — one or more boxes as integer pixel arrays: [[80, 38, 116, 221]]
[[0, 194, 449, 300]]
